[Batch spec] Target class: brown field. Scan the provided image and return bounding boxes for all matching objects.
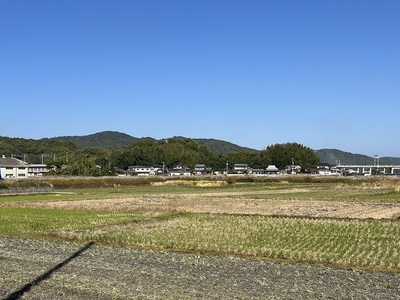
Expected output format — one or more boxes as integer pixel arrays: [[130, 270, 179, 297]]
[[2, 236, 399, 300], [2, 178, 400, 299], [4, 189, 400, 219]]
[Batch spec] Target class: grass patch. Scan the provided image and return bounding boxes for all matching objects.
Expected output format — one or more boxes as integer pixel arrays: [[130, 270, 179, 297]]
[[4, 205, 397, 271], [0, 207, 146, 239], [52, 213, 400, 271]]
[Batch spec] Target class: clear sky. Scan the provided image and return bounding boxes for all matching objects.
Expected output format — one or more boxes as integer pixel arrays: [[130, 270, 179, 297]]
[[1, 1, 399, 157]]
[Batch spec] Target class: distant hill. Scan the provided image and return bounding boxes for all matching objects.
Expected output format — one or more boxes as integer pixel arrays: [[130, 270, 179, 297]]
[[0, 136, 77, 163], [379, 156, 400, 165], [49, 131, 258, 153], [193, 138, 258, 153], [48, 131, 139, 149], [315, 149, 400, 165], [4, 131, 400, 164]]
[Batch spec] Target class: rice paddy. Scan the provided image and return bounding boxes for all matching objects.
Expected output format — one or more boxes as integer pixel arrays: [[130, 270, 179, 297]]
[[1, 176, 400, 272]]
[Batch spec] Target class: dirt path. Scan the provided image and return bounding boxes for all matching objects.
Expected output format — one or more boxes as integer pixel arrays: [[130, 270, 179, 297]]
[[1, 237, 400, 299]]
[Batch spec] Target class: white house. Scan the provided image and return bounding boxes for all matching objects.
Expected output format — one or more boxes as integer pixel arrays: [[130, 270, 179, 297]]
[[27, 164, 49, 177], [193, 164, 212, 175], [0, 156, 49, 179], [127, 165, 159, 176], [233, 164, 248, 174], [169, 164, 191, 176], [316, 163, 340, 176]]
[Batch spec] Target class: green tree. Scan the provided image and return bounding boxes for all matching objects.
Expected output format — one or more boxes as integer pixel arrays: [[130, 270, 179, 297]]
[[111, 138, 213, 170], [260, 143, 319, 170], [224, 152, 264, 169]]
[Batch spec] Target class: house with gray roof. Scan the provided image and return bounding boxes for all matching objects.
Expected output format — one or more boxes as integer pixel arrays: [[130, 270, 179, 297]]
[[0, 156, 28, 179], [193, 164, 212, 175], [265, 165, 279, 174], [0, 156, 49, 179]]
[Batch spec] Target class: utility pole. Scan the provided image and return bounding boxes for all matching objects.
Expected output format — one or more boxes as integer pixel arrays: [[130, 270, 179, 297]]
[[291, 158, 295, 174]]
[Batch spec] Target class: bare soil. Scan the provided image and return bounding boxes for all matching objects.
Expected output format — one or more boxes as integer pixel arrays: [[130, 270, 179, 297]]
[[1, 237, 400, 300], [5, 191, 400, 219]]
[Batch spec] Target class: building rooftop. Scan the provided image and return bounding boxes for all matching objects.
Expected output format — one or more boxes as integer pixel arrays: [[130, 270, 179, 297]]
[[0, 156, 27, 166]]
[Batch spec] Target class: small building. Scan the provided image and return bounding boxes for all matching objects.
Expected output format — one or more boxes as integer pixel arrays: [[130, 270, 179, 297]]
[[27, 164, 49, 177], [153, 164, 168, 175], [316, 163, 341, 176], [286, 165, 301, 174], [265, 165, 279, 174], [248, 168, 265, 175], [0, 156, 28, 179], [305, 168, 318, 174], [126, 164, 168, 176], [193, 164, 212, 175], [214, 170, 228, 175], [169, 164, 191, 176], [0, 156, 49, 179], [127, 165, 157, 176], [233, 164, 249, 174]]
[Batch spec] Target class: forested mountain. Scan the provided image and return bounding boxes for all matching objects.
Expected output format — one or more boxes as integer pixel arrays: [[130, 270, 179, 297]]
[[379, 156, 400, 165], [316, 149, 400, 165], [1, 132, 399, 170], [0, 136, 77, 163], [193, 138, 258, 153], [48, 131, 139, 149], [48, 131, 258, 153], [112, 138, 214, 170]]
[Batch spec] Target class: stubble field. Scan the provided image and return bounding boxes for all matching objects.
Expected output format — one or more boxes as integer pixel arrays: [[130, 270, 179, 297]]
[[1, 176, 400, 299]]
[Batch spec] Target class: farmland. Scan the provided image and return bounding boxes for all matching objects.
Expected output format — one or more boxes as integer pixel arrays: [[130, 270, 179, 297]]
[[1, 176, 400, 299]]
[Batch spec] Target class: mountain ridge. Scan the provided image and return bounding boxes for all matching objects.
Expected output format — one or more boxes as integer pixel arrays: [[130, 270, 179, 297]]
[[315, 148, 400, 165], [48, 131, 258, 153], [47, 131, 139, 149], [2, 131, 399, 165], [48, 131, 400, 164]]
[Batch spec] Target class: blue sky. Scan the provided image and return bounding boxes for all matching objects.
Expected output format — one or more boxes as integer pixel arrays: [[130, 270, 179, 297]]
[[1, 1, 399, 157]]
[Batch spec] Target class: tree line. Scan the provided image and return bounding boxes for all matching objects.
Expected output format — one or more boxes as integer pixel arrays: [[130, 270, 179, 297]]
[[0, 136, 319, 176]]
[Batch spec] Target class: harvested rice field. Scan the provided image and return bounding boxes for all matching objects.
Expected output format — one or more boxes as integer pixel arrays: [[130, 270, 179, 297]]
[[1, 176, 400, 299]]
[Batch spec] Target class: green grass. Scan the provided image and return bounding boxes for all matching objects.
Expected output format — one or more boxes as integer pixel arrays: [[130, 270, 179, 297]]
[[247, 189, 400, 201], [0, 207, 146, 239], [4, 206, 397, 271], [0, 181, 400, 203], [68, 214, 400, 271]]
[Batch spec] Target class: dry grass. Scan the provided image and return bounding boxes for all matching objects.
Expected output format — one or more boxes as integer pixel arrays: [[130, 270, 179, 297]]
[[2, 177, 400, 272], [4, 189, 400, 219], [151, 180, 227, 187], [3, 237, 400, 300], [50, 213, 400, 271]]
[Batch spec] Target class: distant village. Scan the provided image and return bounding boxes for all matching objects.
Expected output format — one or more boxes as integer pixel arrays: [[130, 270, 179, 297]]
[[124, 163, 282, 177], [1, 155, 400, 180]]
